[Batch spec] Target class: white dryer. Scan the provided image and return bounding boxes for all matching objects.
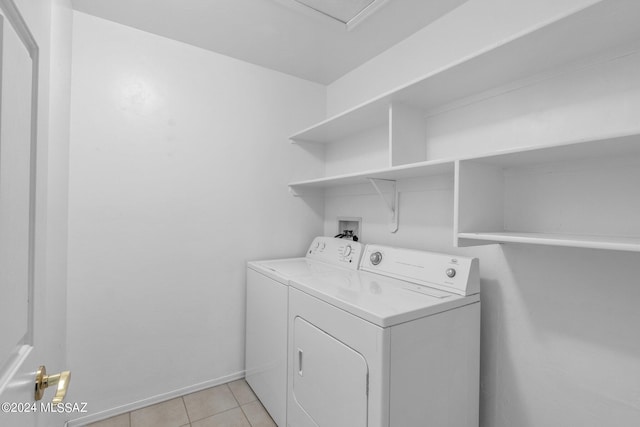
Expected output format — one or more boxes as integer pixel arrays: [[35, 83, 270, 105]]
[[246, 237, 363, 427], [287, 244, 481, 427]]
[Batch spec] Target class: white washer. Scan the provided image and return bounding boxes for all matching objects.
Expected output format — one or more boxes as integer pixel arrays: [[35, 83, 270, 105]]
[[246, 237, 363, 427], [287, 244, 481, 427]]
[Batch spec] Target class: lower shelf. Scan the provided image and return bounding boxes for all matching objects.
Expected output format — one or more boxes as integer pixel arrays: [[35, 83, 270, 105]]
[[457, 232, 640, 252], [288, 159, 454, 195]]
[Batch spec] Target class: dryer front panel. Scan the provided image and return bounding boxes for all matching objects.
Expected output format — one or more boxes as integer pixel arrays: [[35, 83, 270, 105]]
[[292, 316, 368, 427]]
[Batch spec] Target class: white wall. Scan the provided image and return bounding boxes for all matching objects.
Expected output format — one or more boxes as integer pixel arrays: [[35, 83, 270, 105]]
[[66, 12, 325, 422], [323, 1, 640, 426]]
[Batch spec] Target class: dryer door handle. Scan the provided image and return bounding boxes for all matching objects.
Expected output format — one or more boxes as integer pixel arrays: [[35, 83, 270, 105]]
[[297, 348, 303, 376]]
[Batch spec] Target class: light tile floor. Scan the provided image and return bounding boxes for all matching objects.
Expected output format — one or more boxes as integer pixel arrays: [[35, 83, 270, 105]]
[[86, 379, 276, 427]]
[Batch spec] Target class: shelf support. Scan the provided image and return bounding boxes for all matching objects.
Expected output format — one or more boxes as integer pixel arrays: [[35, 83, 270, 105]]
[[368, 178, 398, 233]]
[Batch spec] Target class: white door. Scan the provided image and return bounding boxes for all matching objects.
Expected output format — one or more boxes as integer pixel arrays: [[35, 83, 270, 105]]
[[292, 317, 368, 427], [0, 1, 66, 426]]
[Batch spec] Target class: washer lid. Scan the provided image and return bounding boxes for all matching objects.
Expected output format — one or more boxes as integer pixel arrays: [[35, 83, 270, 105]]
[[248, 258, 341, 284], [248, 236, 364, 284], [289, 269, 479, 327]]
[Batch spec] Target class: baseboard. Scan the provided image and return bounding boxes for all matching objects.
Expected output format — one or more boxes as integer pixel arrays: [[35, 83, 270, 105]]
[[64, 370, 245, 427]]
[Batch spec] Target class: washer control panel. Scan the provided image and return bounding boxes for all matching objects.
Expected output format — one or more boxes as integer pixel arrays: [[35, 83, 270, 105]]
[[307, 237, 363, 270]]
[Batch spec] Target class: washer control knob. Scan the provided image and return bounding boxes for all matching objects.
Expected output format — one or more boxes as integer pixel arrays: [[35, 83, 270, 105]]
[[446, 268, 456, 278], [320, 242, 326, 250], [370, 252, 383, 266], [344, 245, 352, 257]]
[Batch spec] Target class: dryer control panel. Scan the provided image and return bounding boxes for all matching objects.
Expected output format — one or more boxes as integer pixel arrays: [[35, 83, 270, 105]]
[[307, 237, 363, 270], [360, 244, 480, 296]]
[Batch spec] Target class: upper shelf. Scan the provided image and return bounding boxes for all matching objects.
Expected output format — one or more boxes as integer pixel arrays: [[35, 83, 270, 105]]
[[459, 132, 640, 167], [291, 101, 389, 143], [290, 0, 640, 144]]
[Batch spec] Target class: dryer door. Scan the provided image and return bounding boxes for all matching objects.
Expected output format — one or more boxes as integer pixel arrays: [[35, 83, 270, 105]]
[[292, 317, 368, 427]]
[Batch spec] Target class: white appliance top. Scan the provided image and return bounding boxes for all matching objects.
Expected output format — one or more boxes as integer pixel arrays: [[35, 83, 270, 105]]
[[247, 237, 363, 284], [289, 244, 480, 327]]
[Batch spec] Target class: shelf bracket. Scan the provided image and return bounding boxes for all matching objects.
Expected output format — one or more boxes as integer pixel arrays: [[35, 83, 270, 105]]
[[368, 178, 398, 233]]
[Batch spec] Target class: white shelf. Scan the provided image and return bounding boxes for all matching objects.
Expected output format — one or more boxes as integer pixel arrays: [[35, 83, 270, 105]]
[[289, 159, 454, 193], [457, 232, 640, 252], [459, 133, 640, 167], [288, 0, 640, 250], [291, 101, 388, 143], [454, 132, 640, 253], [290, 0, 640, 145]]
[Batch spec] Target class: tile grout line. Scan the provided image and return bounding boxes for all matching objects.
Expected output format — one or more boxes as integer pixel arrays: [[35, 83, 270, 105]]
[[181, 396, 192, 424], [227, 383, 242, 408], [238, 403, 253, 427], [204, 406, 251, 426], [224, 383, 253, 427], [183, 384, 241, 425]]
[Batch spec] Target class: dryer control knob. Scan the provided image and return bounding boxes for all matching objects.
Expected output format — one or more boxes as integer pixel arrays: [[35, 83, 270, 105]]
[[370, 252, 383, 265], [446, 268, 456, 278]]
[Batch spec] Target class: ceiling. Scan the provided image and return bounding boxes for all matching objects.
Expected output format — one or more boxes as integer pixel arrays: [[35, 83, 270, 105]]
[[71, 0, 468, 84]]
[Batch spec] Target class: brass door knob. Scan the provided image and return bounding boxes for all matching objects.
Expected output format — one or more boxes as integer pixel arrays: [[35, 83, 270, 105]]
[[35, 366, 71, 403]]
